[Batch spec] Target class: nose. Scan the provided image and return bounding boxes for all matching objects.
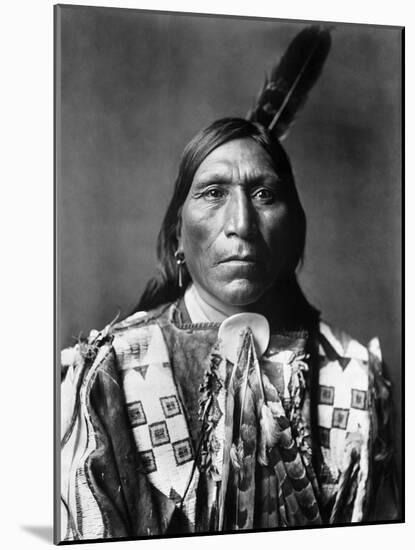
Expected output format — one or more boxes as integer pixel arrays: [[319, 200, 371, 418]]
[[224, 188, 257, 239]]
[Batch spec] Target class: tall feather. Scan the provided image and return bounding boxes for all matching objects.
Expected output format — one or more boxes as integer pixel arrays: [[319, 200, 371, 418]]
[[248, 25, 331, 140]]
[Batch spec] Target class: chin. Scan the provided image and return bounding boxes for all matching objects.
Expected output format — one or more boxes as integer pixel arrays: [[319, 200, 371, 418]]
[[216, 279, 269, 307]]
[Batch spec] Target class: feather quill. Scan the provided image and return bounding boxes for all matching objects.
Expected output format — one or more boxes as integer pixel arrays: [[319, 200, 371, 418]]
[[248, 25, 331, 140], [234, 332, 253, 527], [218, 330, 249, 529]]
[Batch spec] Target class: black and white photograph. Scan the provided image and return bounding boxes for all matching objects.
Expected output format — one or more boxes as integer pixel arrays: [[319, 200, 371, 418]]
[[54, 3, 403, 544]]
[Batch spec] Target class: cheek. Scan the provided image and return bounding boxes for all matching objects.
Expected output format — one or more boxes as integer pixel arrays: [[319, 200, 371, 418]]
[[182, 218, 206, 251], [180, 204, 218, 268], [259, 206, 296, 270], [261, 205, 291, 245]]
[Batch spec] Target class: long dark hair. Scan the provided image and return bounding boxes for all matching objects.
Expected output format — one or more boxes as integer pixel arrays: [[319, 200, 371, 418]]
[[135, 117, 316, 325]]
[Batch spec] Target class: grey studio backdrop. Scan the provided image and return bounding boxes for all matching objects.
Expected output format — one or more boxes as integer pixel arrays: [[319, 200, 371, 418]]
[[56, 6, 402, 487]]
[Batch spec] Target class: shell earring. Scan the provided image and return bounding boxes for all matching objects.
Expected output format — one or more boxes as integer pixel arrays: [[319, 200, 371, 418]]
[[174, 250, 186, 289]]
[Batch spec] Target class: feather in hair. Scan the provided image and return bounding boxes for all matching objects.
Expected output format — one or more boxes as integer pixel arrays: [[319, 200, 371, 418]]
[[248, 25, 331, 140]]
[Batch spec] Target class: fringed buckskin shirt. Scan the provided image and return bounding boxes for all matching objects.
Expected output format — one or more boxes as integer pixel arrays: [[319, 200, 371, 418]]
[[60, 299, 399, 542]]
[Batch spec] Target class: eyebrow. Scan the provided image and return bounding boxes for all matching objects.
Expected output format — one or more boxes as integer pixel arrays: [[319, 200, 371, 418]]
[[192, 172, 281, 189]]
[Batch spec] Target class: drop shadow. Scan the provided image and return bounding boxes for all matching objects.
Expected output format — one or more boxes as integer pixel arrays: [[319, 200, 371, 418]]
[[20, 525, 53, 543]]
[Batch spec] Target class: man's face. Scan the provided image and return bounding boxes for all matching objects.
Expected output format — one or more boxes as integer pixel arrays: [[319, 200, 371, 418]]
[[179, 138, 294, 310]]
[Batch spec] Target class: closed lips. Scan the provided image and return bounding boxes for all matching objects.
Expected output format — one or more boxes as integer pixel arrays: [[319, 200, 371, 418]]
[[219, 255, 260, 263]]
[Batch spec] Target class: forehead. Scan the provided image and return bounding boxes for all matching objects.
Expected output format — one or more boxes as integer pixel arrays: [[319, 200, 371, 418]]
[[193, 138, 276, 182]]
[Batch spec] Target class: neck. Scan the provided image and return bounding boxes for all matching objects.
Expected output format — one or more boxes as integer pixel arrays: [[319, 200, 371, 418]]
[[184, 284, 238, 323], [195, 285, 247, 318], [187, 283, 281, 324], [185, 277, 318, 329]]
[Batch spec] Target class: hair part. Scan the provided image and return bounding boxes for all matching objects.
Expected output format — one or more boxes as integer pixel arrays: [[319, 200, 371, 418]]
[[135, 117, 308, 315]]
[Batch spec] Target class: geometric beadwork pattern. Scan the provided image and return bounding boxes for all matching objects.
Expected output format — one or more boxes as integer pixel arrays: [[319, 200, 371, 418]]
[[138, 449, 157, 474], [149, 421, 170, 447], [332, 407, 349, 429], [338, 357, 351, 370], [114, 312, 378, 529], [351, 388, 367, 410], [132, 364, 150, 380], [172, 438, 194, 466], [115, 320, 199, 525], [319, 385, 335, 406], [160, 395, 181, 418], [127, 400, 147, 427]]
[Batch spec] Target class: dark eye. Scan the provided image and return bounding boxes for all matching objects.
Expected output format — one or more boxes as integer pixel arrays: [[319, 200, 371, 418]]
[[202, 187, 226, 200], [252, 188, 276, 203]]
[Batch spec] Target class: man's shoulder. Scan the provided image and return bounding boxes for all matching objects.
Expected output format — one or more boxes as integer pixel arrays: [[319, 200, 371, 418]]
[[110, 302, 175, 365], [317, 320, 382, 365], [112, 302, 174, 335], [61, 302, 174, 373]]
